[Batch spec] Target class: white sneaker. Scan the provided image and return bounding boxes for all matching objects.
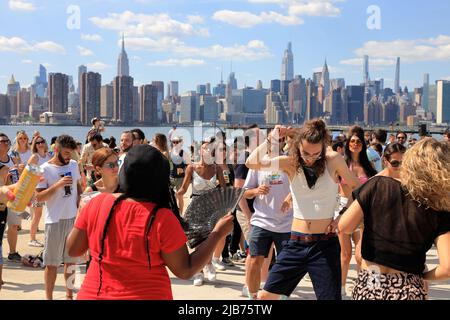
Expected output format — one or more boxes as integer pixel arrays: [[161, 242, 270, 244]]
[[211, 257, 226, 271], [203, 264, 216, 282], [193, 273, 204, 286], [28, 240, 44, 247], [241, 286, 249, 297]]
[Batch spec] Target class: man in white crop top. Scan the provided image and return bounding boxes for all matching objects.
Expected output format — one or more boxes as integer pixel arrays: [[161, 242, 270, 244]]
[[246, 120, 360, 300]]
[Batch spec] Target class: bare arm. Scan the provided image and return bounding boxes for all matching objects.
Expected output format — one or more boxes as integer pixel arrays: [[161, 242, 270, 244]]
[[235, 178, 252, 221], [36, 176, 69, 202], [27, 154, 39, 165], [161, 215, 234, 279], [423, 232, 450, 281], [338, 199, 364, 235], [176, 165, 193, 196], [246, 140, 292, 173], [331, 152, 361, 190], [66, 228, 89, 257]]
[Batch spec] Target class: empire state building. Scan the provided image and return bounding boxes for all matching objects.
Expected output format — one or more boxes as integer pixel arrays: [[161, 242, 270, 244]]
[[117, 34, 130, 76]]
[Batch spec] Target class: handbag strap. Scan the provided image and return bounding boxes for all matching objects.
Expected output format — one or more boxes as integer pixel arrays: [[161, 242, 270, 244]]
[[144, 205, 162, 269]]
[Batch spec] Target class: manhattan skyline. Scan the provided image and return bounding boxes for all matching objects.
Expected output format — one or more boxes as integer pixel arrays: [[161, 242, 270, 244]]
[[1, 0, 450, 93]]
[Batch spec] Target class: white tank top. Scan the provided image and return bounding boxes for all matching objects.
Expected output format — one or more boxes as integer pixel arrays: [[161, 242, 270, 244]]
[[290, 165, 338, 220], [192, 170, 217, 195]]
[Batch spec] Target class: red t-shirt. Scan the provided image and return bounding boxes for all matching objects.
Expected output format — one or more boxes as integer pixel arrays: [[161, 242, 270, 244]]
[[75, 193, 187, 300]]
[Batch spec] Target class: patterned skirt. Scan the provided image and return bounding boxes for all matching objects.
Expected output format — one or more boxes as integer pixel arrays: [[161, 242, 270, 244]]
[[352, 269, 428, 300]]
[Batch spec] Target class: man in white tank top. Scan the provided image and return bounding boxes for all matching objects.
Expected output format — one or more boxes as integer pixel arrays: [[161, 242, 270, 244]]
[[246, 121, 360, 300]]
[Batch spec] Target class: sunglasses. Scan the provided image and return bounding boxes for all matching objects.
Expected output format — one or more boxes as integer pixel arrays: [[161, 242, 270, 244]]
[[349, 139, 362, 145], [397, 136, 406, 140], [172, 141, 180, 145], [36, 140, 46, 145], [389, 160, 402, 168], [103, 161, 119, 169]]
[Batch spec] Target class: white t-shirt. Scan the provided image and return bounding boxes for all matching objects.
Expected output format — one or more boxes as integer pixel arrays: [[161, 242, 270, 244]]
[[19, 150, 32, 164], [243, 169, 293, 233], [118, 153, 126, 170], [366, 147, 382, 173], [37, 160, 81, 224]]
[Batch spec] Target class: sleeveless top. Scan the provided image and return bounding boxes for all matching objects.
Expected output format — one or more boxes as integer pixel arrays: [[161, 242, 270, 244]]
[[192, 169, 217, 196], [36, 153, 52, 166], [290, 164, 338, 220]]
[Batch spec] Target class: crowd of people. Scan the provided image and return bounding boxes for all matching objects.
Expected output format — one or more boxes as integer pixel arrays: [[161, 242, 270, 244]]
[[0, 119, 449, 300]]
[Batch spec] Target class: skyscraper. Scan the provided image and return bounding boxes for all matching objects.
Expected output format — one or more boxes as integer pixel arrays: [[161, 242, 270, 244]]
[[281, 42, 294, 81], [395, 57, 401, 94], [152, 81, 164, 122], [320, 60, 330, 97], [422, 73, 430, 111], [48, 73, 69, 113], [117, 34, 130, 77], [363, 55, 370, 85], [113, 75, 134, 124], [436, 80, 450, 124], [7, 75, 20, 97], [80, 72, 101, 125], [346, 85, 365, 123], [169, 81, 179, 97], [140, 84, 158, 124], [33, 65, 48, 98], [39, 64, 47, 85], [100, 84, 114, 118], [77, 65, 87, 94]]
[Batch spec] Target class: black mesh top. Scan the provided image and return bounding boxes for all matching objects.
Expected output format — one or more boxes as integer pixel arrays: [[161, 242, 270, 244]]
[[353, 176, 450, 274]]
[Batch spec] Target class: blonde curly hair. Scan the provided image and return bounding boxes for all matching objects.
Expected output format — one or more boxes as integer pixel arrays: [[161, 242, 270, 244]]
[[400, 138, 450, 212]]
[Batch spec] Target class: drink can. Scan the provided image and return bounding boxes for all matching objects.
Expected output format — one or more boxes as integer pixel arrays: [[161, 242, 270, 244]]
[[63, 172, 72, 196], [7, 164, 44, 213], [9, 168, 20, 184]]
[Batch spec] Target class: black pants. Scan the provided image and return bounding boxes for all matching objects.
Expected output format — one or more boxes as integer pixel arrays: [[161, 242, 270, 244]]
[[221, 210, 242, 258], [0, 208, 7, 242]]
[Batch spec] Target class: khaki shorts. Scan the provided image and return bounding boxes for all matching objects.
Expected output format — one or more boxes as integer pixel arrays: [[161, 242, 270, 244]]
[[236, 210, 252, 241], [7, 210, 21, 226], [43, 218, 79, 267]]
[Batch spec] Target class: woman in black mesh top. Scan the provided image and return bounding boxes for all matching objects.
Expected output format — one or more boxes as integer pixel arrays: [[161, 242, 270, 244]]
[[339, 138, 450, 300]]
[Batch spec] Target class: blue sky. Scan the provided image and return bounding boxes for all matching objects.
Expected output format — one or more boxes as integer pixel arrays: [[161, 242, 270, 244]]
[[1, 0, 450, 94]]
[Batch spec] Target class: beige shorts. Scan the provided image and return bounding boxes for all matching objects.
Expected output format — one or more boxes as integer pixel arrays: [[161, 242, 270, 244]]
[[44, 218, 79, 266], [236, 210, 252, 241], [7, 211, 21, 226]]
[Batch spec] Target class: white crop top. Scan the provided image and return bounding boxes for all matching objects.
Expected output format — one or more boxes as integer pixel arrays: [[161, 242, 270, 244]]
[[290, 165, 338, 220], [192, 170, 217, 195]]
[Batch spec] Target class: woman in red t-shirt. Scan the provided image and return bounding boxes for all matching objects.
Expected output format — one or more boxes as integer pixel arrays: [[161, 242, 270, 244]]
[[66, 145, 233, 300]]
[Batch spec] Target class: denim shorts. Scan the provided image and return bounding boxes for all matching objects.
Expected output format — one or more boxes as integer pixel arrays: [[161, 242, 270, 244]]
[[248, 225, 290, 258], [263, 233, 342, 300]]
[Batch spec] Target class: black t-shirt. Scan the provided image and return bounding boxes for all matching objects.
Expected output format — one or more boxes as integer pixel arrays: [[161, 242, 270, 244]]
[[353, 176, 450, 274], [234, 152, 254, 213]]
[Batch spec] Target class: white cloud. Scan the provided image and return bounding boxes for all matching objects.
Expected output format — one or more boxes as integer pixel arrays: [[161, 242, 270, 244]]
[[124, 37, 272, 61], [81, 34, 103, 42], [186, 14, 205, 24], [348, 35, 450, 64], [34, 41, 66, 54], [441, 76, 450, 81], [90, 11, 209, 37], [9, 0, 36, 11], [0, 36, 65, 54], [213, 0, 343, 28], [77, 46, 94, 56], [212, 10, 303, 28], [21, 59, 32, 64], [87, 62, 111, 71], [288, 1, 341, 17], [148, 58, 206, 67]]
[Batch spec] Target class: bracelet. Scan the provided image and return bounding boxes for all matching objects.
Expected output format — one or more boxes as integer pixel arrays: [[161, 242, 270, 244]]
[[338, 207, 348, 216]]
